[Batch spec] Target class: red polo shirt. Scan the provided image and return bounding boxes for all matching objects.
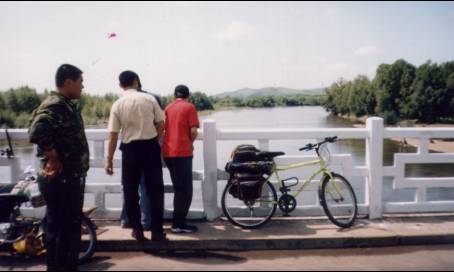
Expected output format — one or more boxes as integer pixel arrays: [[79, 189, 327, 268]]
[[163, 99, 200, 158]]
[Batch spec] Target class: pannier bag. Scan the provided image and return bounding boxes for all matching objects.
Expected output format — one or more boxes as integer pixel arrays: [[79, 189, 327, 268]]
[[225, 145, 275, 200]]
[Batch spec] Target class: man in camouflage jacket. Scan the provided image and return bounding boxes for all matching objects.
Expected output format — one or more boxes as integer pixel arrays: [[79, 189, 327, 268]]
[[29, 64, 89, 271]]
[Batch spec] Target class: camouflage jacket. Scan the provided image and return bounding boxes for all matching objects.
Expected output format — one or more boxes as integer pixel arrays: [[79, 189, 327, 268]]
[[29, 92, 90, 177]]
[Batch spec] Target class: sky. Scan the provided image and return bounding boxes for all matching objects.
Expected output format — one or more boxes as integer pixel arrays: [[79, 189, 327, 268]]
[[1, 1, 454, 96]]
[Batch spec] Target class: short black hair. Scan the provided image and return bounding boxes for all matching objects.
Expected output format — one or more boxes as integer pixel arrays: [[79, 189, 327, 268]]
[[55, 64, 83, 88], [119, 70, 139, 88], [174, 85, 190, 99]]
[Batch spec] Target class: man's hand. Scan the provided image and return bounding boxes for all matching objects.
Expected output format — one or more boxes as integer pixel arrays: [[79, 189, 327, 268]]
[[106, 132, 119, 176], [43, 157, 63, 180], [42, 149, 62, 180], [105, 159, 114, 175]]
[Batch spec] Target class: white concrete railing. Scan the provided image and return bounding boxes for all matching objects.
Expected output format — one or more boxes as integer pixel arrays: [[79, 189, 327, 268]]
[[2, 117, 454, 221]]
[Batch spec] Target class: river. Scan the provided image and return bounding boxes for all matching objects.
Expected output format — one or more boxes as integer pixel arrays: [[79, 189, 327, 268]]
[[1, 106, 453, 210]]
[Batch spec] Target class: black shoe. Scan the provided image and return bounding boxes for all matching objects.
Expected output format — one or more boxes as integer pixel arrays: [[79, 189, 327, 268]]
[[121, 222, 132, 229], [152, 232, 168, 242], [143, 225, 152, 231], [171, 224, 198, 234], [132, 230, 149, 242]]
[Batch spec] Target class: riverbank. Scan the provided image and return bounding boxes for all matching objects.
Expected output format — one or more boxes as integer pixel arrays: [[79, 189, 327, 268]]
[[348, 117, 454, 153]]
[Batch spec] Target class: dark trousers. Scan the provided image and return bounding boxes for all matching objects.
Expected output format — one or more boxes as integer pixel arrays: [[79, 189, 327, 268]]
[[122, 138, 164, 234], [38, 175, 85, 271], [164, 157, 193, 227]]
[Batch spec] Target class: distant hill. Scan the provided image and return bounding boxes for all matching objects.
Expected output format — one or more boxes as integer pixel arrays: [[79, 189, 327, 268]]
[[215, 87, 326, 98]]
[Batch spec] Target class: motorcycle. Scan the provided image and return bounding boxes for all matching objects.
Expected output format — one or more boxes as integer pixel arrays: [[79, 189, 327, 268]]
[[0, 129, 97, 264]]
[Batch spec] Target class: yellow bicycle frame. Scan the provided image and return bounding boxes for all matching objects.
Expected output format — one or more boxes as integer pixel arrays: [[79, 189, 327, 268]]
[[260, 151, 343, 204]]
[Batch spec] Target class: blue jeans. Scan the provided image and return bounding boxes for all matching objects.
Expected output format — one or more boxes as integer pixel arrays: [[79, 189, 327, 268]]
[[120, 175, 152, 229]]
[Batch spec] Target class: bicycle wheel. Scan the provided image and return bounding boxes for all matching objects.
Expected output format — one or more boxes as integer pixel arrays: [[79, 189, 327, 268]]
[[222, 181, 277, 229], [319, 173, 358, 228], [79, 215, 97, 265]]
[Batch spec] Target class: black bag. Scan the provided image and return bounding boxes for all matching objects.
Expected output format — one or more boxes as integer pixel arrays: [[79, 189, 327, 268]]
[[0, 200, 16, 222], [229, 145, 261, 163], [225, 145, 274, 173], [226, 161, 274, 175], [228, 174, 265, 201], [225, 145, 275, 200], [0, 184, 16, 222]]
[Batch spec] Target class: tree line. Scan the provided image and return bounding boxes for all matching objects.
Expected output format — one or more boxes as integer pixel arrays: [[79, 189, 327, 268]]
[[0, 87, 120, 128], [324, 59, 454, 124], [0, 87, 323, 128]]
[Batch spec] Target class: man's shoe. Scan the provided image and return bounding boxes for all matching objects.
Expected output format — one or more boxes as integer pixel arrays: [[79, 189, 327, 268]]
[[132, 230, 149, 242], [152, 232, 168, 242], [142, 225, 152, 232], [171, 224, 198, 234], [121, 221, 132, 229]]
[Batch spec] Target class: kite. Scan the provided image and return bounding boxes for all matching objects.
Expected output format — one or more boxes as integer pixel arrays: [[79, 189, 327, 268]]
[[91, 59, 101, 66], [108, 32, 117, 39]]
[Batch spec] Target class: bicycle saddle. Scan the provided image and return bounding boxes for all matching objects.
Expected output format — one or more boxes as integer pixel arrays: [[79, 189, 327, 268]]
[[258, 151, 286, 159]]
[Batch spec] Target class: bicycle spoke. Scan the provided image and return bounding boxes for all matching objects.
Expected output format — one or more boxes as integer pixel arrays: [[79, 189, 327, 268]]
[[321, 174, 358, 228], [222, 181, 277, 229]]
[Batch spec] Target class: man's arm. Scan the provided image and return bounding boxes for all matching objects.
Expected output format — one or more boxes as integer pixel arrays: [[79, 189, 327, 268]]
[[152, 98, 166, 141], [156, 120, 165, 140], [188, 105, 200, 143], [190, 127, 198, 143], [29, 109, 63, 180], [105, 132, 118, 175], [106, 103, 120, 175]]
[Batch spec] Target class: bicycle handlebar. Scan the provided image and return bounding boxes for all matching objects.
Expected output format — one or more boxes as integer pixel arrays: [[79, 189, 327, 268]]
[[299, 136, 338, 152]]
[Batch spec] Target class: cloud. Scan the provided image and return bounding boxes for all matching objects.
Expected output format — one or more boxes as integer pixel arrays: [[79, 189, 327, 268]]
[[324, 9, 337, 17], [108, 20, 119, 29], [354, 46, 382, 57], [215, 21, 254, 42], [328, 62, 351, 71], [326, 62, 357, 81], [449, 10, 454, 19]]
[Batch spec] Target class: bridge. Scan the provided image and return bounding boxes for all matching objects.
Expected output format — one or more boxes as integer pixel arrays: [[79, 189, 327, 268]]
[[2, 117, 454, 221]]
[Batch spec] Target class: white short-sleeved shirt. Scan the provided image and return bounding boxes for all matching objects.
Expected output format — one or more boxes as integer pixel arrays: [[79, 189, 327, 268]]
[[108, 89, 165, 144]]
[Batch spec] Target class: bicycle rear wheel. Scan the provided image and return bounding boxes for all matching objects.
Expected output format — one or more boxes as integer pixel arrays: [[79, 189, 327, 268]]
[[222, 181, 277, 229], [319, 173, 358, 228]]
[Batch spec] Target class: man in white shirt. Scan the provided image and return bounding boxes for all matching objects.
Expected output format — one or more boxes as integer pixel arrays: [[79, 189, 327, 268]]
[[105, 70, 167, 242]]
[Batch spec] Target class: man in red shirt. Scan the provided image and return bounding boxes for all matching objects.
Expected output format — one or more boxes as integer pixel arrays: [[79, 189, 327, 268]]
[[163, 85, 200, 234]]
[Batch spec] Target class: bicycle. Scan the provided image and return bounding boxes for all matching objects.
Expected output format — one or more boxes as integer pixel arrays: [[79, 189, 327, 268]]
[[222, 136, 358, 229]]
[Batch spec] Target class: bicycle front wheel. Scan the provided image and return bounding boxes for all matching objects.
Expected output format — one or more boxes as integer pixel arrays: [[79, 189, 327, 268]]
[[222, 181, 277, 229], [319, 173, 358, 228]]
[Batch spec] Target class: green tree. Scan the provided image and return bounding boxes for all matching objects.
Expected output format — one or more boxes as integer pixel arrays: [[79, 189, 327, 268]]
[[348, 75, 375, 117], [373, 60, 416, 120], [189, 92, 214, 111], [0, 93, 5, 111], [408, 61, 445, 123]]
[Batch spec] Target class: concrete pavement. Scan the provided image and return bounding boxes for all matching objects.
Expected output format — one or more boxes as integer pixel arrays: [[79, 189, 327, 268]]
[[2, 245, 454, 271], [89, 215, 454, 251]]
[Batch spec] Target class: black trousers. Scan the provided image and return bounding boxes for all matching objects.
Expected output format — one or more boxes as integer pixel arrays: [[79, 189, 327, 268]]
[[38, 175, 85, 271], [164, 157, 193, 227], [122, 138, 164, 234]]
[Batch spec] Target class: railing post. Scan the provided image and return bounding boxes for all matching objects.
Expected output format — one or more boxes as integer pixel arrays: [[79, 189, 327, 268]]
[[258, 139, 269, 151], [10, 157, 21, 182], [33, 145, 41, 172], [202, 120, 221, 221], [93, 140, 105, 161], [366, 117, 384, 219]]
